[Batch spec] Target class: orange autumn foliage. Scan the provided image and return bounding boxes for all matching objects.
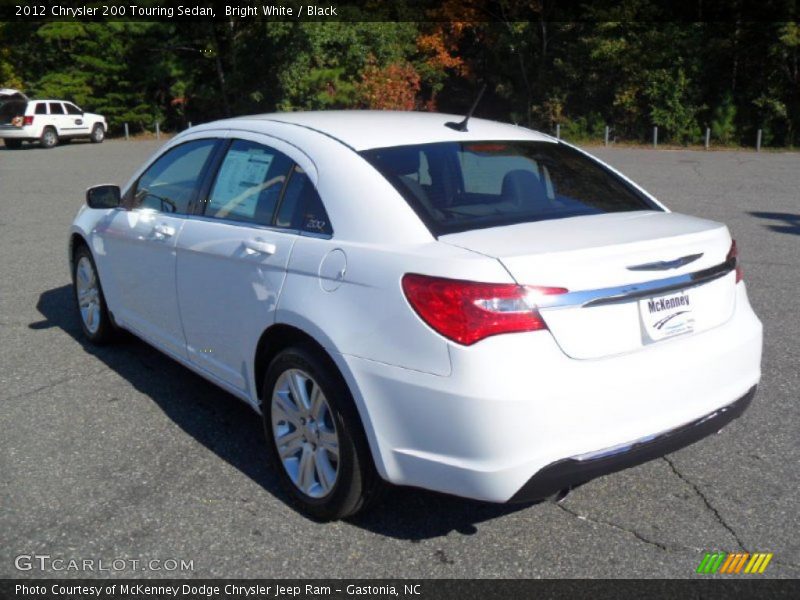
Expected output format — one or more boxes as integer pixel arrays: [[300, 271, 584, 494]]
[[357, 61, 422, 110], [417, 0, 485, 77]]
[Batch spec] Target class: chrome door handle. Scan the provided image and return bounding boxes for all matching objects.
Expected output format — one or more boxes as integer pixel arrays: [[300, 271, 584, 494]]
[[153, 223, 175, 239], [243, 238, 277, 256]]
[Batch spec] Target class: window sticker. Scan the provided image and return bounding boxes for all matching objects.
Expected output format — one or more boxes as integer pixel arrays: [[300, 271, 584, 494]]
[[208, 148, 274, 219]]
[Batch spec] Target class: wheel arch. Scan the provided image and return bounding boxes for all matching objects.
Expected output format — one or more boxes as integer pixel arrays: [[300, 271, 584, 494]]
[[253, 322, 388, 480], [68, 232, 89, 273]]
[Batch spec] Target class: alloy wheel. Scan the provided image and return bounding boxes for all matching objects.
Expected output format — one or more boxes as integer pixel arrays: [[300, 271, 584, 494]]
[[75, 256, 101, 334], [271, 368, 340, 498], [42, 129, 57, 148]]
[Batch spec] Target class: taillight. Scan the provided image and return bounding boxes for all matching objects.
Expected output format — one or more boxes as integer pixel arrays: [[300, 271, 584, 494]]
[[401, 273, 567, 346], [23, 116, 33, 126], [727, 240, 744, 283]]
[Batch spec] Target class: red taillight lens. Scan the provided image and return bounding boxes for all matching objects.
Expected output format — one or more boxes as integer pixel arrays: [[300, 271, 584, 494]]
[[23, 116, 33, 126], [727, 240, 744, 283], [401, 273, 567, 346]]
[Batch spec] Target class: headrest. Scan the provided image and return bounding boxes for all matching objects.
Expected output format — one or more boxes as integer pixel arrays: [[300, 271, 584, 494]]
[[377, 148, 420, 176], [501, 169, 541, 200]]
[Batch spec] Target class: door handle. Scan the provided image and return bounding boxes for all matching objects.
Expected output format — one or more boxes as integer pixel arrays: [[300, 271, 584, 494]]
[[243, 238, 277, 256], [152, 223, 175, 239]]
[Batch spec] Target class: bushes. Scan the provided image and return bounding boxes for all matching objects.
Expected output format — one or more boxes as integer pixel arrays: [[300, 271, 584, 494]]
[[711, 93, 737, 145]]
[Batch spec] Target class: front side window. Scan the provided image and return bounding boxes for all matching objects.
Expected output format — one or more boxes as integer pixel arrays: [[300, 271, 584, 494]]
[[64, 103, 82, 115], [48, 102, 65, 115], [131, 139, 217, 214], [361, 141, 659, 236], [275, 165, 333, 235], [204, 140, 292, 225]]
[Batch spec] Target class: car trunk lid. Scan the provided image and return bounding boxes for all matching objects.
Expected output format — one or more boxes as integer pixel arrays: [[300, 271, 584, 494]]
[[439, 211, 737, 359]]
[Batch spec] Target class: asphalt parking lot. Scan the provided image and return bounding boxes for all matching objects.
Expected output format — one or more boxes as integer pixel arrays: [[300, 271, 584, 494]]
[[1, 139, 798, 579]]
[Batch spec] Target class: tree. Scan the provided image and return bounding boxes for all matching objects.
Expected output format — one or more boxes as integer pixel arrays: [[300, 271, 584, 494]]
[[711, 93, 737, 145], [357, 60, 421, 110], [646, 67, 702, 144]]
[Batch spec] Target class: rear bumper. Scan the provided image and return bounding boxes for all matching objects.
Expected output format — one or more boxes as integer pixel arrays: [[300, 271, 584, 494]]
[[340, 284, 762, 503], [509, 385, 755, 502], [0, 127, 36, 139]]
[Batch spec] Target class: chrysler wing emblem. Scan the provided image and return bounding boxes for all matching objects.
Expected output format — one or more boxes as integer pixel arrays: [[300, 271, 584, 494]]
[[627, 253, 703, 271]]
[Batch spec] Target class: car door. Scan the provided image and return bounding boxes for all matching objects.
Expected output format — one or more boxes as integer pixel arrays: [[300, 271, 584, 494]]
[[46, 102, 71, 135], [175, 135, 319, 397], [97, 137, 221, 359], [63, 102, 90, 136]]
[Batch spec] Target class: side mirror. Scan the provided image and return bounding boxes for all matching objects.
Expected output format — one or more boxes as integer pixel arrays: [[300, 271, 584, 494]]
[[86, 184, 121, 209]]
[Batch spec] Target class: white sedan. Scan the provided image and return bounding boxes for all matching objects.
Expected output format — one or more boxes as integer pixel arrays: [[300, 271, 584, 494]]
[[69, 111, 762, 519]]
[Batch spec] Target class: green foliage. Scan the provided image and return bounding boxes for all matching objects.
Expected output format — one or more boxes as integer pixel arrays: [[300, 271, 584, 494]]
[[560, 113, 607, 142], [711, 93, 737, 145], [0, 23, 23, 88], [33, 71, 92, 106], [645, 67, 702, 144], [266, 22, 418, 111], [0, 12, 796, 145]]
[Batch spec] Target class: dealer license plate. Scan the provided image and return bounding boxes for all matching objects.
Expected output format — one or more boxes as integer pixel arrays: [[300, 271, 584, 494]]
[[639, 290, 696, 342]]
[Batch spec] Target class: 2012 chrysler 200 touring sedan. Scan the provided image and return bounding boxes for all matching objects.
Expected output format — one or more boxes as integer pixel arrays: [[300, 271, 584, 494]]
[[69, 111, 762, 519]]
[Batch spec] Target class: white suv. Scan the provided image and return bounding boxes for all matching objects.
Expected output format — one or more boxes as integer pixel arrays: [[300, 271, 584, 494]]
[[0, 94, 106, 149]]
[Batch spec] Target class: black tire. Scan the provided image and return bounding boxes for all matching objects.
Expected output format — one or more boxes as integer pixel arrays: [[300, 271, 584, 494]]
[[262, 345, 381, 520], [72, 245, 115, 344], [4, 138, 22, 149], [90, 124, 105, 143], [40, 126, 58, 149]]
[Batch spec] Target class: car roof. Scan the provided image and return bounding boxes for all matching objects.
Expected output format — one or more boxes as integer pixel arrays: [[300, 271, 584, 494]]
[[203, 110, 555, 151]]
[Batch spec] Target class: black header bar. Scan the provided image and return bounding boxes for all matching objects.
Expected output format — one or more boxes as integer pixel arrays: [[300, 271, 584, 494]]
[[1, 0, 799, 22]]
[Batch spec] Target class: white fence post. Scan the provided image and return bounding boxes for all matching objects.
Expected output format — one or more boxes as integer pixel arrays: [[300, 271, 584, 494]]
[[155, 121, 161, 140], [705, 127, 710, 150], [555, 123, 560, 140], [653, 126, 658, 148], [124, 123, 129, 140], [604, 126, 610, 146], [756, 129, 762, 152]]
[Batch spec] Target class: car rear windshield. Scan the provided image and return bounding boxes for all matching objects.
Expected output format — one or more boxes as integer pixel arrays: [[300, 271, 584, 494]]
[[360, 141, 660, 236]]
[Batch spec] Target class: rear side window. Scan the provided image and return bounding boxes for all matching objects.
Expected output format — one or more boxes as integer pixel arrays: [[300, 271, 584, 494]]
[[361, 141, 659, 236], [204, 139, 292, 225], [131, 139, 217, 214], [64, 103, 82, 115], [35, 103, 47, 115], [48, 102, 65, 115], [275, 166, 333, 235]]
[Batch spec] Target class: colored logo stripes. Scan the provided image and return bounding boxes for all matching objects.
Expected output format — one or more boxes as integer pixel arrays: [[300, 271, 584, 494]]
[[696, 552, 773, 574]]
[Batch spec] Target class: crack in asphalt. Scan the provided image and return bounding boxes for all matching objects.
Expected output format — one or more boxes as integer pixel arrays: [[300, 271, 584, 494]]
[[555, 502, 680, 553], [2, 375, 76, 403], [2, 367, 107, 403], [662, 456, 749, 552]]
